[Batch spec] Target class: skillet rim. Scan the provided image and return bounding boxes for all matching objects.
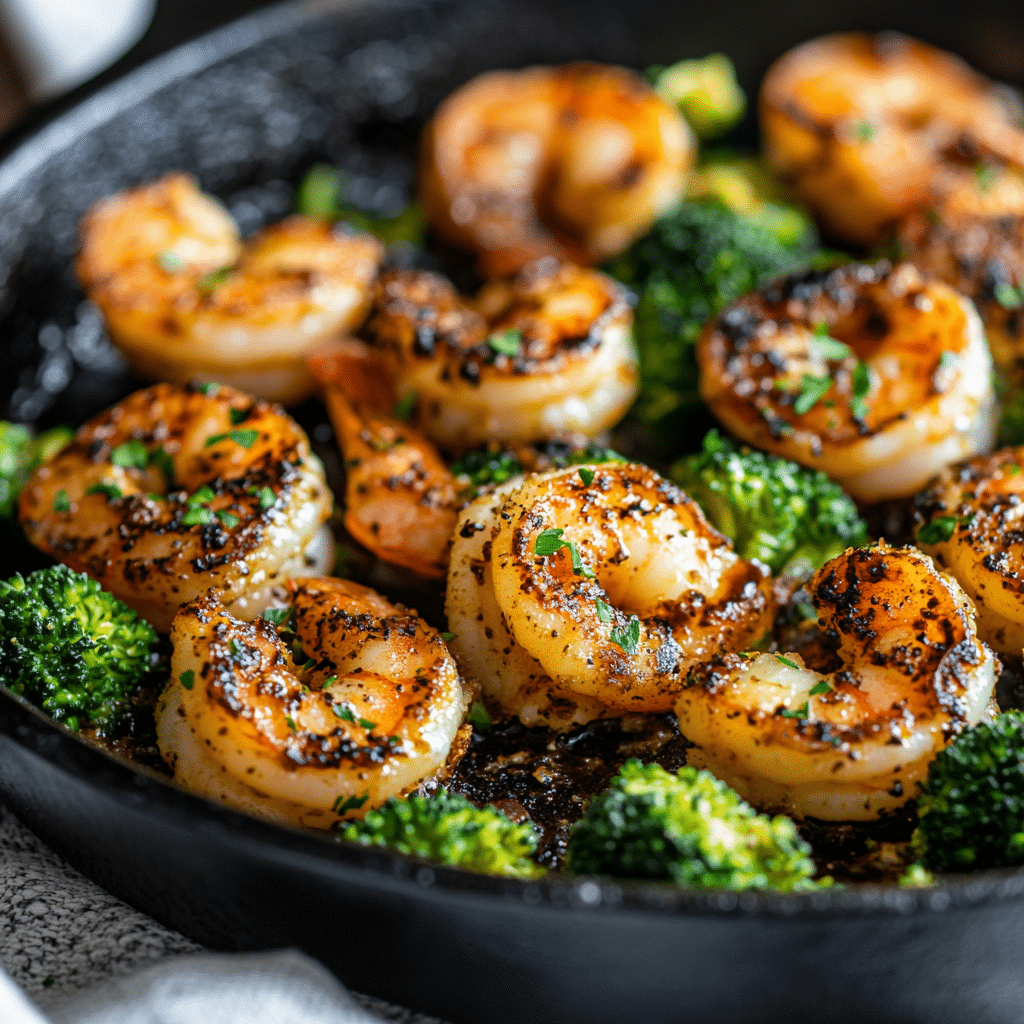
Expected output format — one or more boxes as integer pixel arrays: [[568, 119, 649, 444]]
[[1, 0, 1023, 920]]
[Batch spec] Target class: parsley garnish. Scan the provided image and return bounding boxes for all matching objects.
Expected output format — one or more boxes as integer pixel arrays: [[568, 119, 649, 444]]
[[86, 482, 123, 501], [851, 360, 871, 420], [196, 382, 220, 397], [812, 322, 852, 362], [393, 391, 418, 422], [809, 680, 832, 696], [110, 439, 148, 470], [609, 616, 641, 655], [229, 407, 248, 426], [779, 703, 809, 719], [775, 655, 800, 669], [152, 445, 175, 484], [976, 163, 997, 193], [578, 467, 595, 486], [259, 486, 275, 510], [535, 528, 569, 556], [262, 607, 291, 626], [285, 716, 297, 731], [995, 282, 1024, 310], [441, 631, 457, 642], [333, 703, 357, 723], [333, 793, 369, 815], [158, 250, 184, 272], [204, 429, 258, 449], [854, 119, 875, 142], [358, 717, 377, 730], [181, 506, 214, 526], [467, 700, 492, 730], [179, 670, 194, 690], [188, 485, 215, 506], [595, 598, 614, 623], [793, 374, 832, 415], [916, 515, 961, 545], [52, 490, 70, 512], [487, 328, 522, 357], [215, 509, 239, 529], [198, 266, 234, 292]]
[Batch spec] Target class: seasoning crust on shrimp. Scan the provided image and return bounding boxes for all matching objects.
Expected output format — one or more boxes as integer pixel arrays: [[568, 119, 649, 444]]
[[77, 173, 383, 405], [677, 543, 998, 821], [446, 462, 774, 730], [420, 62, 694, 277], [157, 576, 468, 829], [697, 260, 995, 502], [18, 382, 333, 633], [760, 32, 1024, 246], [915, 446, 1024, 657], [365, 259, 638, 451]]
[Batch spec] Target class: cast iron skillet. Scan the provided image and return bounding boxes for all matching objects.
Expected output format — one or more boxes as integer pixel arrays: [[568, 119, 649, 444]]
[[3, 2, 1024, 1021]]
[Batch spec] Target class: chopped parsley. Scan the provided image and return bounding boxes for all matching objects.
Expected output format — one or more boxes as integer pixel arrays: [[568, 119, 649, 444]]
[[333, 793, 369, 815], [215, 509, 239, 529], [976, 163, 997, 193], [198, 266, 234, 292], [204, 429, 258, 449], [440, 631, 458, 643], [181, 505, 214, 526], [854, 119, 875, 143], [110, 439, 148, 470], [467, 700, 492, 730], [262, 607, 291, 626], [196, 383, 220, 397], [533, 528, 596, 578], [851, 360, 871, 420], [179, 670, 195, 690], [779, 703, 809, 719], [188, 485, 215, 506], [917, 515, 961, 545], [812, 322, 852, 362], [995, 282, 1024, 310], [793, 374, 832, 416], [229, 407, 249, 426], [578, 467, 595, 486], [775, 655, 800, 670], [358, 717, 377, 730], [52, 490, 70, 512], [595, 598, 614, 623], [487, 328, 522, 358], [609, 616, 641, 655], [259, 486, 275, 510], [809, 680, 832, 696], [333, 703, 357, 723], [393, 391, 418, 422], [152, 445, 175, 484], [86, 482, 123, 501]]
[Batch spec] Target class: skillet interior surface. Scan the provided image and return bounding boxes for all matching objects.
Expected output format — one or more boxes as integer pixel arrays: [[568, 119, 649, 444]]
[[3, 1, 1024, 1021]]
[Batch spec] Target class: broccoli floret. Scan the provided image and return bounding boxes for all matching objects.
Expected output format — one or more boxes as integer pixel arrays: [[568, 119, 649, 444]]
[[0, 422, 73, 518], [671, 429, 867, 578], [914, 713, 1024, 872], [567, 760, 820, 891], [608, 202, 817, 433], [0, 565, 158, 735], [651, 54, 746, 139], [295, 163, 424, 245], [341, 787, 544, 878]]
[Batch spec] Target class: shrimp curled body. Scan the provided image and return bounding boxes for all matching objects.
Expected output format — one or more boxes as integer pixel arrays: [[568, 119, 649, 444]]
[[18, 383, 333, 633], [677, 544, 998, 821], [420, 63, 694, 277], [760, 32, 1024, 246], [366, 260, 638, 451], [915, 446, 1024, 657], [697, 261, 995, 502], [77, 174, 384, 405], [157, 577, 468, 829], [446, 463, 774, 731]]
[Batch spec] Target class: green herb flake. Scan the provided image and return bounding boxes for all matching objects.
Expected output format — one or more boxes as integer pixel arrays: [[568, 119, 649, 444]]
[[52, 490, 70, 512], [850, 360, 872, 419], [779, 702, 810, 720], [809, 680, 832, 696], [215, 509, 240, 529], [917, 515, 960, 545], [262, 607, 291, 626], [333, 793, 369, 815], [467, 700, 492, 731], [811, 324, 852, 362], [595, 597, 614, 623], [487, 328, 522, 358], [152, 445, 175, 484], [854, 119, 875, 143], [198, 266, 234, 292], [158, 250, 184, 273], [358, 717, 377, 730], [259, 486, 275, 510], [775, 655, 800, 670], [86, 482, 123, 501], [204, 429, 258, 450], [609, 616, 641, 655], [188, 485, 215, 506], [535, 527, 567, 556], [393, 391, 418, 422], [976, 163, 997, 193], [196, 382, 220, 397], [181, 505, 215, 526], [285, 716, 297, 731], [333, 703, 357, 723], [110, 439, 148, 470], [179, 670, 195, 690], [578, 467, 595, 486], [1004, 463, 1022, 476], [793, 374, 832, 416], [995, 282, 1024, 310], [440, 631, 458, 643], [229, 407, 249, 426]]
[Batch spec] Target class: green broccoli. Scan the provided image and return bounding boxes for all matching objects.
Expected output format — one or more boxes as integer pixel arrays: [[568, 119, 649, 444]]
[[913, 713, 1024, 872], [651, 54, 746, 139], [295, 163, 424, 245], [671, 429, 867, 578], [607, 201, 817, 434], [567, 760, 821, 891], [0, 565, 158, 735], [0, 422, 73, 518], [341, 787, 544, 878]]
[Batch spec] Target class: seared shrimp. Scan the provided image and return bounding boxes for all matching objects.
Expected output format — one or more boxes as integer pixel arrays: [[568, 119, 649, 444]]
[[157, 577, 468, 830], [914, 446, 1024, 657], [77, 173, 383, 404], [697, 261, 995, 502], [677, 544, 998, 821], [760, 32, 1024, 246], [308, 339, 461, 578], [420, 63, 693, 277], [446, 463, 774, 730], [18, 383, 333, 633], [365, 259, 638, 451]]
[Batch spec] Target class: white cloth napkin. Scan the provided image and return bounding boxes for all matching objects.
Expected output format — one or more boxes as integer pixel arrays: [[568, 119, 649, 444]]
[[0, 805, 447, 1024]]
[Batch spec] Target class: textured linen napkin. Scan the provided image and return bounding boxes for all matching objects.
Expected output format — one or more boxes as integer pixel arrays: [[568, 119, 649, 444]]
[[0, 804, 447, 1024]]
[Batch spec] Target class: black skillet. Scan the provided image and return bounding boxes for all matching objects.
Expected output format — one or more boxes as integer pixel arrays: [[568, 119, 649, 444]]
[[3, 2, 1024, 1021]]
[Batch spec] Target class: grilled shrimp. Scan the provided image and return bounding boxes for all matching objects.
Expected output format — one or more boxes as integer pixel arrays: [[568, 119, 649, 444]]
[[18, 383, 332, 633], [77, 173, 383, 405], [420, 63, 693, 277], [760, 32, 1024, 246], [697, 261, 995, 502], [156, 577, 468, 830], [677, 544, 998, 821], [308, 339, 461, 578], [914, 446, 1024, 657], [365, 259, 638, 451], [446, 463, 774, 731]]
